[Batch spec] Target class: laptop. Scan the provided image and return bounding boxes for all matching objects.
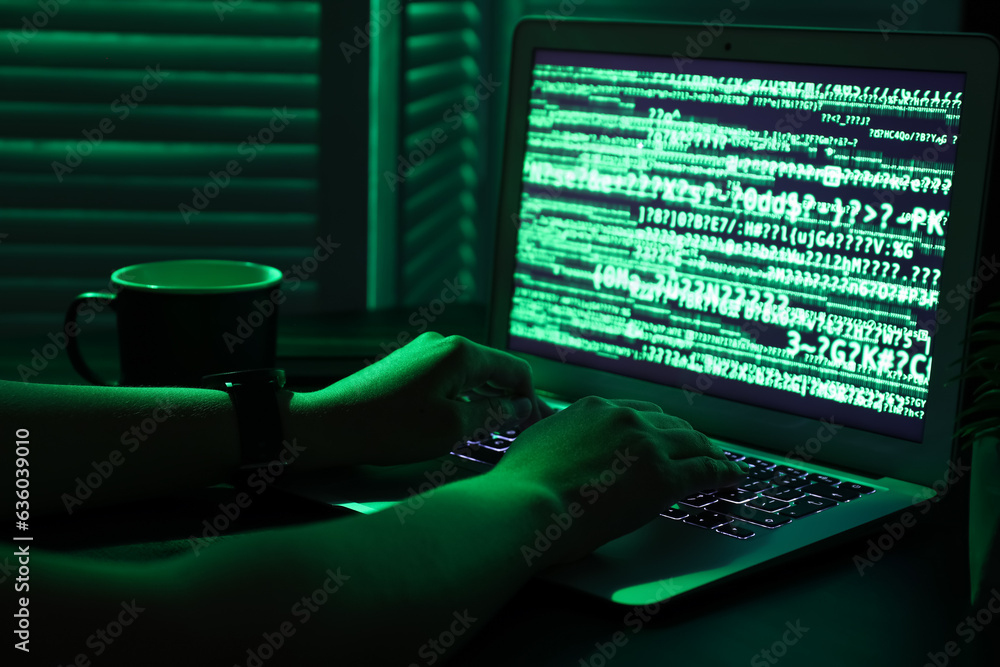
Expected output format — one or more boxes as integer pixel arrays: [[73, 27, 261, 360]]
[[286, 19, 999, 606]]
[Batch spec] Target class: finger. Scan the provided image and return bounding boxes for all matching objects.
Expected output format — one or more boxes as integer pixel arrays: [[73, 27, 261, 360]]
[[409, 331, 443, 345], [464, 387, 555, 427], [400, 331, 443, 354], [537, 399, 557, 418], [439, 337, 549, 422], [648, 422, 727, 460], [671, 456, 749, 495], [456, 395, 533, 439], [438, 337, 534, 397], [514, 396, 556, 429], [606, 399, 663, 413], [465, 384, 509, 397]]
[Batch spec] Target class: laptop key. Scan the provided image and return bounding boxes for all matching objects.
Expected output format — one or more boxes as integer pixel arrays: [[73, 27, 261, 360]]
[[660, 507, 689, 520], [743, 457, 776, 470], [838, 482, 876, 495], [804, 473, 841, 485], [716, 489, 757, 503], [452, 445, 504, 466], [707, 502, 791, 528], [770, 476, 812, 490], [747, 497, 790, 512], [716, 524, 755, 539], [741, 480, 773, 493], [683, 510, 732, 530], [746, 469, 779, 483], [778, 496, 837, 518], [724, 451, 746, 461], [771, 465, 804, 476], [679, 493, 716, 508], [762, 486, 808, 502], [807, 483, 862, 502]]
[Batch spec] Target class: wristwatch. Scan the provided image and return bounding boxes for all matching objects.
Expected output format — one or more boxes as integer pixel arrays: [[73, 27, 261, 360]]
[[202, 368, 288, 473]]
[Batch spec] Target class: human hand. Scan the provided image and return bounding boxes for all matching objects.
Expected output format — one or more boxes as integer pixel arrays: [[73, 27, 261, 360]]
[[489, 396, 748, 567], [292, 332, 555, 467]]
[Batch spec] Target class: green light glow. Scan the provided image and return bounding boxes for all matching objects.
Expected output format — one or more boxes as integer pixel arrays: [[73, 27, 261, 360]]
[[111, 259, 283, 294], [368, 0, 383, 310]]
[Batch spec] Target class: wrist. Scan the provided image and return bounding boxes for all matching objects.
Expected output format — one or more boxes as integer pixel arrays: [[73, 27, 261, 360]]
[[478, 470, 569, 569], [281, 388, 360, 471], [280, 389, 316, 471]]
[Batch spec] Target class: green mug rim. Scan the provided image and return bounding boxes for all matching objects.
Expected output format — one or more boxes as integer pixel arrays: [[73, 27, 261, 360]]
[[110, 260, 284, 295]]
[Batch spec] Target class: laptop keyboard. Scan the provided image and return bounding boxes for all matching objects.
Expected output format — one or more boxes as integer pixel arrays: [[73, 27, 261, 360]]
[[452, 435, 876, 541], [663, 451, 875, 539], [451, 431, 519, 466]]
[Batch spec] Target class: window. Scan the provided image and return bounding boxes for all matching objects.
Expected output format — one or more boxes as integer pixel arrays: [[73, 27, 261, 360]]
[[384, 0, 487, 307], [0, 0, 321, 343]]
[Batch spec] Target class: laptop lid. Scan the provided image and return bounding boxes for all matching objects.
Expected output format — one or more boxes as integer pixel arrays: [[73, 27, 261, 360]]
[[488, 20, 999, 489]]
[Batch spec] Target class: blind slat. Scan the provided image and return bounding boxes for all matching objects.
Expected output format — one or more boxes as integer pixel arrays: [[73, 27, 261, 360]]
[[0, 210, 317, 246], [401, 139, 478, 190], [0, 104, 317, 143], [0, 141, 317, 177], [0, 67, 317, 107], [0, 0, 318, 37], [405, 56, 480, 97], [407, 1, 481, 34], [404, 197, 474, 247], [0, 33, 317, 73], [403, 164, 477, 219], [404, 83, 477, 129], [406, 28, 480, 69], [0, 174, 316, 212]]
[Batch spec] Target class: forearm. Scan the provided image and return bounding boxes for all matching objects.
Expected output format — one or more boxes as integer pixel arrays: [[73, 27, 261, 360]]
[[194, 472, 562, 665], [2, 379, 247, 516], [32, 471, 563, 665]]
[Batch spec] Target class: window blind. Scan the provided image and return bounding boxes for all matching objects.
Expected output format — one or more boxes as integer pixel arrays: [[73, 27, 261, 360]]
[[0, 0, 320, 335], [396, 0, 484, 306]]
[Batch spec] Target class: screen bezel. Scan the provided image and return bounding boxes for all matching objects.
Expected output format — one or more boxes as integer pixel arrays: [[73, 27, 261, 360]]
[[489, 19, 999, 488]]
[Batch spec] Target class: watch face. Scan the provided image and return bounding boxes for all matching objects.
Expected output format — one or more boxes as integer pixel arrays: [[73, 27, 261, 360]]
[[202, 368, 286, 389]]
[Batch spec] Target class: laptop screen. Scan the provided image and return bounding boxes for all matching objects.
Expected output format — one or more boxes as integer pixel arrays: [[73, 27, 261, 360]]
[[507, 48, 967, 442]]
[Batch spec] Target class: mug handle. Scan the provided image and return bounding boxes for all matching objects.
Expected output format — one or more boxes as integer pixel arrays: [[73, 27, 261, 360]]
[[65, 292, 117, 386]]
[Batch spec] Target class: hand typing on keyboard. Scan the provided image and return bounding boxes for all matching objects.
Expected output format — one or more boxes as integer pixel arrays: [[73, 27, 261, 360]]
[[489, 396, 749, 567], [291, 332, 555, 466]]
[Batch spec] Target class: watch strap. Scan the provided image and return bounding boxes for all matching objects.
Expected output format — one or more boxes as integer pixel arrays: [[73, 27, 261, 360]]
[[202, 369, 287, 470]]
